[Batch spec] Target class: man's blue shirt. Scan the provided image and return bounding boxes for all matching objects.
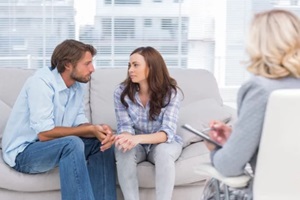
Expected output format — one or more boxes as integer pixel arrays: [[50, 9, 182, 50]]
[[2, 67, 89, 167]]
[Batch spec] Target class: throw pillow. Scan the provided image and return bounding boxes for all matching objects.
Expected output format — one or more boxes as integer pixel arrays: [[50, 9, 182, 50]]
[[177, 98, 232, 148]]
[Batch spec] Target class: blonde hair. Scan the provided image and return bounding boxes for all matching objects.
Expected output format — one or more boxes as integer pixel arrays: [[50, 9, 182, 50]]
[[246, 9, 300, 78]]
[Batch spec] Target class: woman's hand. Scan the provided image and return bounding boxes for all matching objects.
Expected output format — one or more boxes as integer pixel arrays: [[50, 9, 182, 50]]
[[205, 120, 232, 151], [115, 133, 140, 152]]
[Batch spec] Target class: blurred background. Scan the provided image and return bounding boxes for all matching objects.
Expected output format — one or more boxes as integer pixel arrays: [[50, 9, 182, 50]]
[[0, 0, 297, 106]]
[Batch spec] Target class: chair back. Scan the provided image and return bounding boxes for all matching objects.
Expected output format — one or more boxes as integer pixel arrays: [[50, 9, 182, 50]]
[[254, 89, 300, 200]]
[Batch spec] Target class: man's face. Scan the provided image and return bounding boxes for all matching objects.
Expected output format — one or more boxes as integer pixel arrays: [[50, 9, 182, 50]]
[[70, 51, 95, 83]]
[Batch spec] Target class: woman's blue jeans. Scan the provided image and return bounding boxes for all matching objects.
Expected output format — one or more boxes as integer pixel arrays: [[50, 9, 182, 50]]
[[13, 136, 116, 200]]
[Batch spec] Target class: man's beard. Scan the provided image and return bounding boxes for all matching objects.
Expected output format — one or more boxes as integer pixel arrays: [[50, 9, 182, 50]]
[[70, 70, 91, 83]]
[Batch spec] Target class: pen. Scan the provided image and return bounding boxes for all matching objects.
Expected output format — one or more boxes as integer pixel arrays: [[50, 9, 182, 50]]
[[201, 127, 212, 133], [201, 117, 231, 133]]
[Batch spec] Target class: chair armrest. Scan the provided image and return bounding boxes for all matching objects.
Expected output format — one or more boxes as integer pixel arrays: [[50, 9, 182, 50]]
[[194, 162, 251, 188]]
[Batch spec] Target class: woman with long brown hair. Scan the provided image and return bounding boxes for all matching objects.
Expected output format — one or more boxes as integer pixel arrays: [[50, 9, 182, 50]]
[[114, 46, 183, 200]]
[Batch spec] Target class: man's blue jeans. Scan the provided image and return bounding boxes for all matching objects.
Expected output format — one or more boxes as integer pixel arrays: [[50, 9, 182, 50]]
[[13, 136, 116, 200]]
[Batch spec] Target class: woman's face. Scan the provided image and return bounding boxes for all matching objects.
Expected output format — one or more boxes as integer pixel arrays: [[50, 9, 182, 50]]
[[128, 53, 149, 85]]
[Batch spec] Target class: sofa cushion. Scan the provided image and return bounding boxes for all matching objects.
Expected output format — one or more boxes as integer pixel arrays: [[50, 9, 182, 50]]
[[0, 101, 11, 149], [90, 68, 128, 129], [0, 68, 35, 149], [177, 98, 232, 147], [0, 149, 60, 192], [169, 68, 223, 107]]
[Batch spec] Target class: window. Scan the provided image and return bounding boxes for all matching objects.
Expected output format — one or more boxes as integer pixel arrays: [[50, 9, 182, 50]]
[[0, 0, 292, 104], [105, 0, 141, 4], [144, 19, 152, 27], [101, 18, 112, 39], [114, 19, 135, 39], [115, 46, 135, 55], [98, 46, 112, 55], [0, 1, 75, 68], [161, 19, 173, 30]]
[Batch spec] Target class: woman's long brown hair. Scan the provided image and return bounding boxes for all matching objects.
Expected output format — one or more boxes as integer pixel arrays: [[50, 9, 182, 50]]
[[120, 46, 182, 121]]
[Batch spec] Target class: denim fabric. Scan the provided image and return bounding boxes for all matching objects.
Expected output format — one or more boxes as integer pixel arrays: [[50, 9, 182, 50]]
[[13, 136, 116, 200], [115, 141, 182, 200]]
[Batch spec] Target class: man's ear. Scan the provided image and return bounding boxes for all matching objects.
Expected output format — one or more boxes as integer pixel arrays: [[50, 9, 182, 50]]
[[65, 62, 72, 71]]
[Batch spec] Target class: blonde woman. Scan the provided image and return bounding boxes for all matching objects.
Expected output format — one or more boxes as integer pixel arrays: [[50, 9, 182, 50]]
[[205, 9, 300, 198]]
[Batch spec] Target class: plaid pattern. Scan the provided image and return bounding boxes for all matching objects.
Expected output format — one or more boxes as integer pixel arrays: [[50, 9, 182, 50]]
[[113, 84, 182, 144]]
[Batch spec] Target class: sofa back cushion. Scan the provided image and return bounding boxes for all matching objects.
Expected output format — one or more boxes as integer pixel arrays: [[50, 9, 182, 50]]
[[171, 68, 223, 106], [89, 68, 230, 147], [177, 98, 232, 147], [171, 69, 231, 147], [90, 68, 128, 128], [0, 68, 36, 148]]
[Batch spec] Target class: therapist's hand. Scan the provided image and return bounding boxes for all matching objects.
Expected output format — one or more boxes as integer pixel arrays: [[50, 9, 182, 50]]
[[209, 120, 232, 145]]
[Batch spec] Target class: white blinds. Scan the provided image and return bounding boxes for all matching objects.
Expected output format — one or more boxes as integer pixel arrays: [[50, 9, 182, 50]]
[[1, 0, 299, 94], [90, 1, 191, 69], [0, 0, 214, 71], [0, 0, 75, 68]]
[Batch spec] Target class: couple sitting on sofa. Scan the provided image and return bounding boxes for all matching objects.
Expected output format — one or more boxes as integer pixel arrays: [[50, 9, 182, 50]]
[[4, 8, 300, 200], [1, 40, 184, 200]]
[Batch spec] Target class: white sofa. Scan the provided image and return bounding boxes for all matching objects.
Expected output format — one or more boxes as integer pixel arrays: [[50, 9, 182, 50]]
[[0, 67, 236, 200]]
